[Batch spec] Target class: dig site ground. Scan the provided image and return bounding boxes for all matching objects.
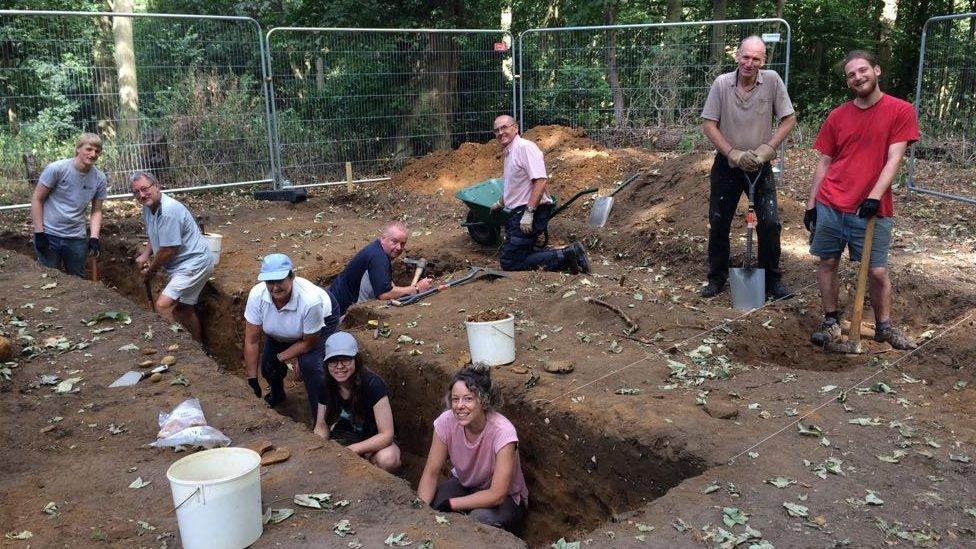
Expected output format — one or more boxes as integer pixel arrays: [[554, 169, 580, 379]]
[[1, 125, 975, 548]]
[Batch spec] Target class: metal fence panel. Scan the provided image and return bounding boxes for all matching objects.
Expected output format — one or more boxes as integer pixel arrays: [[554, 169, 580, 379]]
[[0, 10, 275, 208], [908, 13, 976, 204], [518, 19, 790, 151], [266, 28, 515, 187]]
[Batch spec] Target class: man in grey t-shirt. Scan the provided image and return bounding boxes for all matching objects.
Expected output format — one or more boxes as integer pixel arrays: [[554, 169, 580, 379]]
[[30, 133, 108, 278], [700, 36, 796, 301], [131, 171, 214, 341]]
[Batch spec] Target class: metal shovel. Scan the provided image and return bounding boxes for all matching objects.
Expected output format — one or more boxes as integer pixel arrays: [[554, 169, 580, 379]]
[[109, 364, 168, 388], [729, 170, 766, 310], [587, 173, 640, 228]]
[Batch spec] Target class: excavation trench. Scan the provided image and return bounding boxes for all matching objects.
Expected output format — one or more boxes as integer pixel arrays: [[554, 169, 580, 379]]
[[9, 237, 710, 547]]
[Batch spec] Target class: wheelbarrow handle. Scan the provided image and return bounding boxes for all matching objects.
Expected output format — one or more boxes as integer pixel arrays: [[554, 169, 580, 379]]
[[552, 187, 598, 217]]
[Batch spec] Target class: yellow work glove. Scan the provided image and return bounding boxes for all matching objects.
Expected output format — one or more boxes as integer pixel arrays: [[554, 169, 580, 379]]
[[753, 143, 777, 164]]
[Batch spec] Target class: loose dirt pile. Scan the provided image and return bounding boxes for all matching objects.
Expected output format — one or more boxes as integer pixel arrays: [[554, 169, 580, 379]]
[[392, 125, 660, 197]]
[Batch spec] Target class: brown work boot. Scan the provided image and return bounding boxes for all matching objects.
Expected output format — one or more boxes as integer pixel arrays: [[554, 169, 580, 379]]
[[874, 326, 918, 350], [811, 317, 841, 347]]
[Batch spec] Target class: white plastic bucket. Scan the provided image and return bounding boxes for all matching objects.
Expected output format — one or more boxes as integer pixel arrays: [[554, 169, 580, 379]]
[[464, 313, 516, 366], [167, 447, 262, 549], [203, 233, 222, 266]]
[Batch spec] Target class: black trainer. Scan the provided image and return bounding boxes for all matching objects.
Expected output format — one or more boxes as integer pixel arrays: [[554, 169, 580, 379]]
[[562, 246, 580, 274], [572, 242, 591, 274], [767, 281, 795, 300], [699, 281, 725, 298]]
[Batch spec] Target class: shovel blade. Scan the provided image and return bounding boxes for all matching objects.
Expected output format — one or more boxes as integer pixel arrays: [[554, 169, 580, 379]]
[[588, 196, 613, 228], [109, 371, 142, 388], [729, 267, 766, 310]]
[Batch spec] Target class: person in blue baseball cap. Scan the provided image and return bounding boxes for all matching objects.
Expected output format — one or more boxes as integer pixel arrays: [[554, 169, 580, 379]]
[[313, 331, 400, 473], [242, 253, 340, 419]]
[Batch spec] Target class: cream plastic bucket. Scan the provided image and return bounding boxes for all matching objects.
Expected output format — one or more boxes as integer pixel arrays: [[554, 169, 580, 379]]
[[203, 233, 222, 266], [464, 313, 516, 366], [167, 447, 262, 549]]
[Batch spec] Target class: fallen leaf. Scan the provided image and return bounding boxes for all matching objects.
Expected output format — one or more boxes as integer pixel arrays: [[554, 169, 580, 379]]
[[4, 531, 33, 540], [434, 514, 450, 525], [783, 502, 809, 518], [766, 477, 796, 488], [864, 491, 885, 505], [263, 508, 294, 525], [384, 532, 412, 546], [128, 477, 151, 489]]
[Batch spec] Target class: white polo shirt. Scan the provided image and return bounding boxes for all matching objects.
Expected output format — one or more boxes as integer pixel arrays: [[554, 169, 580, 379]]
[[243, 277, 332, 343], [502, 135, 552, 209]]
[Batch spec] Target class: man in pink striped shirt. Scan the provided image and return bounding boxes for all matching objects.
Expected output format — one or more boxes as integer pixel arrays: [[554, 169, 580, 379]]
[[490, 115, 589, 273]]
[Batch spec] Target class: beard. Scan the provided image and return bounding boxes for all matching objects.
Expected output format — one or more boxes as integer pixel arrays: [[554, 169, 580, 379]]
[[853, 77, 879, 98]]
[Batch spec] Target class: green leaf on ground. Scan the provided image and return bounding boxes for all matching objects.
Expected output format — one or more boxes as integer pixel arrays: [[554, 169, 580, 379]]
[[5, 531, 33, 540], [118, 344, 140, 351], [418, 541, 434, 549], [294, 493, 332, 509], [864, 491, 885, 505], [331, 518, 354, 536], [128, 477, 151, 489], [614, 387, 642, 395], [871, 382, 895, 394], [723, 507, 748, 527], [701, 482, 721, 494], [783, 502, 809, 518], [434, 514, 449, 525], [949, 454, 972, 463], [672, 518, 690, 532], [848, 417, 882, 426], [263, 508, 293, 525], [54, 377, 82, 394], [40, 282, 58, 290], [384, 532, 413, 546], [170, 374, 190, 386], [766, 477, 796, 488], [551, 539, 580, 549], [43, 501, 59, 515], [608, 340, 623, 354], [964, 508, 976, 518], [635, 522, 654, 532], [797, 423, 823, 436], [877, 450, 908, 463], [136, 520, 156, 535]]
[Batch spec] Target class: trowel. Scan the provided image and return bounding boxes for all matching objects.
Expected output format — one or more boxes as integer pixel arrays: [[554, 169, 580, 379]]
[[109, 364, 168, 388], [729, 170, 765, 310]]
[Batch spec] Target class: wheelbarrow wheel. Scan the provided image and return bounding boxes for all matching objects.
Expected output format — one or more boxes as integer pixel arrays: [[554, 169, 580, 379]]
[[466, 211, 500, 245]]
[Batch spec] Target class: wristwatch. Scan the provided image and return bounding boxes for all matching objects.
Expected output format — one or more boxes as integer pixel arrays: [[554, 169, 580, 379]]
[[526, 206, 536, 213]]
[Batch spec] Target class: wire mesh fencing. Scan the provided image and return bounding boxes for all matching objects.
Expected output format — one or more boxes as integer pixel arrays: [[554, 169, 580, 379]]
[[0, 10, 275, 207], [266, 28, 515, 187], [908, 13, 976, 204], [518, 19, 790, 152]]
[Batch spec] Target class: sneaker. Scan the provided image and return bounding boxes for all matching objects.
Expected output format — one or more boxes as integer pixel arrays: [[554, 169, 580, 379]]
[[264, 391, 286, 407], [811, 317, 842, 346], [561, 246, 580, 275], [572, 242, 591, 274], [767, 281, 795, 300], [699, 281, 725, 298], [874, 326, 918, 350]]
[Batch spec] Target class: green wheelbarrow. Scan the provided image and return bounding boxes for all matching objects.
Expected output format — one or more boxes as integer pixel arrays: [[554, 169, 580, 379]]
[[456, 178, 597, 246]]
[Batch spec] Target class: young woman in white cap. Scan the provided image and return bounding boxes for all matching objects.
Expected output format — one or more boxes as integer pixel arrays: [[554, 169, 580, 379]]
[[313, 331, 401, 473], [417, 364, 528, 532], [242, 253, 339, 419]]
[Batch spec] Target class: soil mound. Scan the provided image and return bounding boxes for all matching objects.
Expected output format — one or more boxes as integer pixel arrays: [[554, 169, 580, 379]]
[[391, 124, 632, 198]]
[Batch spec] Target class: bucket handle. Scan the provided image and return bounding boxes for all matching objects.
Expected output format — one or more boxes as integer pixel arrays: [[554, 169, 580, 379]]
[[172, 486, 203, 513], [490, 324, 514, 339]]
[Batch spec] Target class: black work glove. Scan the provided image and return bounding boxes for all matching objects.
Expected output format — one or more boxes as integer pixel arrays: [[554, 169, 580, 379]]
[[803, 208, 817, 232], [34, 232, 49, 253], [856, 198, 880, 218], [88, 237, 100, 257], [247, 377, 262, 398]]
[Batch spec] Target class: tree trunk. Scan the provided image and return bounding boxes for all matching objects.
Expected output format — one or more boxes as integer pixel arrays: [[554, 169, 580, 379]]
[[739, 0, 756, 20], [604, 1, 624, 128], [109, 0, 139, 150], [315, 56, 325, 91], [1, 39, 17, 135], [666, 0, 682, 22], [427, 33, 458, 151], [710, 0, 728, 65], [775, 0, 785, 18], [878, 0, 898, 70], [93, 15, 117, 140]]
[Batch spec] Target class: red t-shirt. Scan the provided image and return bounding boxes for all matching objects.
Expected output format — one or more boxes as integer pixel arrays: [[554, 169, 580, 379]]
[[813, 94, 919, 217]]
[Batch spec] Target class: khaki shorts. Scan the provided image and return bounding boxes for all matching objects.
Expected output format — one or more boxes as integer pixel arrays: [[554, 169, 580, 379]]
[[162, 263, 214, 305]]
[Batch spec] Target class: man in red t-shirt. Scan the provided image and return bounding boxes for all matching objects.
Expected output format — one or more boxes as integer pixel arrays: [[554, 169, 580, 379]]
[[805, 50, 919, 350]]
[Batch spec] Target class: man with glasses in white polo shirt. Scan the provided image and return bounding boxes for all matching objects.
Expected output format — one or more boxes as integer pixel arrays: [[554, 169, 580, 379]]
[[131, 171, 213, 341], [243, 253, 340, 419]]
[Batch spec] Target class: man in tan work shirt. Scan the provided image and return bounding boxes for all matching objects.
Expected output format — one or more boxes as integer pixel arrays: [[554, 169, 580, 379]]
[[700, 35, 796, 300]]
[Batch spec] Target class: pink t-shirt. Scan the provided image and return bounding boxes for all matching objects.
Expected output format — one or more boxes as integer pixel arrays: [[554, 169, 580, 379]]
[[502, 135, 552, 209], [433, 409, 529, 506]]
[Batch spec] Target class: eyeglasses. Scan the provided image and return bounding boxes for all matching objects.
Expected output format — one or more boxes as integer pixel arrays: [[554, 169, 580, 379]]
[[492, 122, 515, 134], [131, 182, 155, 196], [327, 357, 354, 369]]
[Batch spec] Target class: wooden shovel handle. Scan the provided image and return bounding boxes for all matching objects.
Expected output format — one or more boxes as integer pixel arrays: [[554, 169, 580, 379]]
[[849, 216, 876, 349]]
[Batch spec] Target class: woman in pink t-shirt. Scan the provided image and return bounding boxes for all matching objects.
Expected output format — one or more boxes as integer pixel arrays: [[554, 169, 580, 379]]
[[417, 365, 528, 532]]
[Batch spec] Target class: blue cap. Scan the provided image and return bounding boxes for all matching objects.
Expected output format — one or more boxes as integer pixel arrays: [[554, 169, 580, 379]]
[[258, 253, 293, 281], [324, 331, 359, 361]]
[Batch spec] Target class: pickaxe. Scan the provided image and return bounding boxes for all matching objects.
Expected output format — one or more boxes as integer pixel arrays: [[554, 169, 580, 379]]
[[402, 257, 428, 286], [391, 266, 508, 307]]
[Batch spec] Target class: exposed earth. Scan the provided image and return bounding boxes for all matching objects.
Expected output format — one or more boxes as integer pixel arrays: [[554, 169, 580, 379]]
[[1, 125, 975, 548]]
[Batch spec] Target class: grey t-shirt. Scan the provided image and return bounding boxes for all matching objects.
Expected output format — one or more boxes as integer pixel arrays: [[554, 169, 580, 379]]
[[38, 158, 108, 238], [143, 194, 213, 274], [700, 69, 795, 151]]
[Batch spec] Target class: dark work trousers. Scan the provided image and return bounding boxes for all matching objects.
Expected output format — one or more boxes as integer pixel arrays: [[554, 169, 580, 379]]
[[707, 153, 782, 286], [499, 204, 567, 271], [260, 292, 341, 421], [35, 235, 88, 278], [431, 476, 526, 533]]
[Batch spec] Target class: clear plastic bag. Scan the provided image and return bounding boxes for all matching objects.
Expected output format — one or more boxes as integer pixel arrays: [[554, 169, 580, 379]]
[[151, 398, 230, 449]]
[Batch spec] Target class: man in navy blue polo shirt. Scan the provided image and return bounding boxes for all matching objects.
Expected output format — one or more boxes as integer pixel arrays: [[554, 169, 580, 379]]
[[329, 222, 433, 314]]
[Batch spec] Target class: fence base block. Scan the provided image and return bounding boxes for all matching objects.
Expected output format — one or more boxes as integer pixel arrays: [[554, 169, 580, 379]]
[[253, 188, 308, 203]]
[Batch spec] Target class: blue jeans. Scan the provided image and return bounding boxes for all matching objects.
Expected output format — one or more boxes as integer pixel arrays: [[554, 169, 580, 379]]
[[809, 202, 893, 267], [35, 234, 88, 278], [499, 204, 568, 271], [707, 154, 782, 285]]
